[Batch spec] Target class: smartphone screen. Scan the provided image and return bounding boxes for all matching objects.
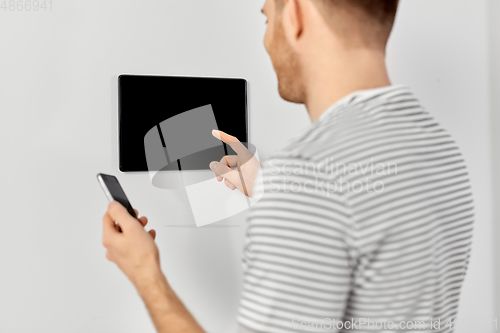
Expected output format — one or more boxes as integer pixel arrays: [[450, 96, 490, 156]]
[[97, 173, 137, 218]]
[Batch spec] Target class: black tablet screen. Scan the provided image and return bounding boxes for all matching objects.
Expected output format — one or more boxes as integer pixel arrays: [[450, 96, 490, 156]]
[[118, 75, 248, 172]]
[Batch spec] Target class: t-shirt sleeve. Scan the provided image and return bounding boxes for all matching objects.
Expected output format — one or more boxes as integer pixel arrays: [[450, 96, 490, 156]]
[[237, 157, 357, 333]]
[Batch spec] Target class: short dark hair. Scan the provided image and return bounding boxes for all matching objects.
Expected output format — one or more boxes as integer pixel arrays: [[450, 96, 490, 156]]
[[328, 0, 400, 27], [275, 0, 400, 49]]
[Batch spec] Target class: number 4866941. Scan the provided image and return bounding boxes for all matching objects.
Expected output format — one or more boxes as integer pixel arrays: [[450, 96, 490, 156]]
[[1, 0, 53, 11]]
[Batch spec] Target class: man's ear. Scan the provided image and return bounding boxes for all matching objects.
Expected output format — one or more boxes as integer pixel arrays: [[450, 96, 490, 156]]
[[282, 0, 303, 46]]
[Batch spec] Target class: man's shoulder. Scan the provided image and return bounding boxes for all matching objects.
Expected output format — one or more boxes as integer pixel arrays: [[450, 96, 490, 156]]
[[271, 102, 383, 163], [272, 97, 455, 167]]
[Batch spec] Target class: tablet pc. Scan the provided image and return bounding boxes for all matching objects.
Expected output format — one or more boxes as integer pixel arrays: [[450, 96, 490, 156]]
[[118, 74, 248, 172]]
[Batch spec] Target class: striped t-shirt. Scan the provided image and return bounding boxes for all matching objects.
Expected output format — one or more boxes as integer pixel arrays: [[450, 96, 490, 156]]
[[237, 84, 474, 333]]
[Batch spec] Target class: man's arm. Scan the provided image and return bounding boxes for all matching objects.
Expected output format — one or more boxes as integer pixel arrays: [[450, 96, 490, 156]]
[[134, 269, 204, 333], [102, 201, 205, 333]]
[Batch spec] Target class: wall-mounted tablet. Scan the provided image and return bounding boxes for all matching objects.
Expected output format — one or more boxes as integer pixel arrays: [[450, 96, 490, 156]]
[[118, 74, 248, 172]]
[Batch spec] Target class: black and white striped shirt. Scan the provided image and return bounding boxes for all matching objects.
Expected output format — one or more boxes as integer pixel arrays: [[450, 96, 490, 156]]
[[237, 84, 474, 333]]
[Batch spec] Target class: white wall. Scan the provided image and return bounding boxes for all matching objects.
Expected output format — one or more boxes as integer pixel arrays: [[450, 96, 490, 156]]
[[489, 0, 500, 323], [0, 1, 494, 332], [388, 1, 495, 332]]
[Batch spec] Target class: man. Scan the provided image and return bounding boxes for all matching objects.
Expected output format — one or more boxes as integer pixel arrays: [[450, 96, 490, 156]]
[[102, 0, 474, 332]]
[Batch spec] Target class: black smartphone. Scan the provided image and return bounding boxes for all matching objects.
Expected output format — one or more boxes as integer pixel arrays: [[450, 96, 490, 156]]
[[97, 173, 138, 231]]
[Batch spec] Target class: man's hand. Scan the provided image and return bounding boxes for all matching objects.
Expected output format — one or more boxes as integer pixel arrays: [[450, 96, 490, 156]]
[[102, 201, 160, 287], [209, 130, 261, 197], [101, 201, 206, 333]]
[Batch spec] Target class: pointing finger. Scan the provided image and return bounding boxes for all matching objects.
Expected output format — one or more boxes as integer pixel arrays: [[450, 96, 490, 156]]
[[212, 130, 251, 158]]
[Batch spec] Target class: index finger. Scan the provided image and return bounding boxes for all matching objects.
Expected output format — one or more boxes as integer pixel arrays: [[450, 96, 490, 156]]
[[212, 130, 250, 157]]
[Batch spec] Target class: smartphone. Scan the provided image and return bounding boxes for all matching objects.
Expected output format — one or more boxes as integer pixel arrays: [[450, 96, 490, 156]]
[[97, 173, 138, 231]]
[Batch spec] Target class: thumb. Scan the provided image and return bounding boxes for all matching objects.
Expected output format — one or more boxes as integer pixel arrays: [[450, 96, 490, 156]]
[[210, 162, 241, 186], [107, 201, 140, 232]]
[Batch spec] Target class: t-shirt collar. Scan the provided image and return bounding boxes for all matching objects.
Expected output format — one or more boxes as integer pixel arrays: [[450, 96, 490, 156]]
[[317, 84, 410, 122]]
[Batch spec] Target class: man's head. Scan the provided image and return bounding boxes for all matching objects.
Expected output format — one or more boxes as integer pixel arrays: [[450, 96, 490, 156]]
[[262, 0, 399, 104]]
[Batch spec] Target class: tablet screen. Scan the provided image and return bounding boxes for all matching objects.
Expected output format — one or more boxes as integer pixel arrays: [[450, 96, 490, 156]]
[[118, 75, 248, 172]]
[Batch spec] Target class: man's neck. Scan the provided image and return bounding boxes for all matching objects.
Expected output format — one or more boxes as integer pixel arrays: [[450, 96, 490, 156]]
[[303, 49, 391, 122]]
